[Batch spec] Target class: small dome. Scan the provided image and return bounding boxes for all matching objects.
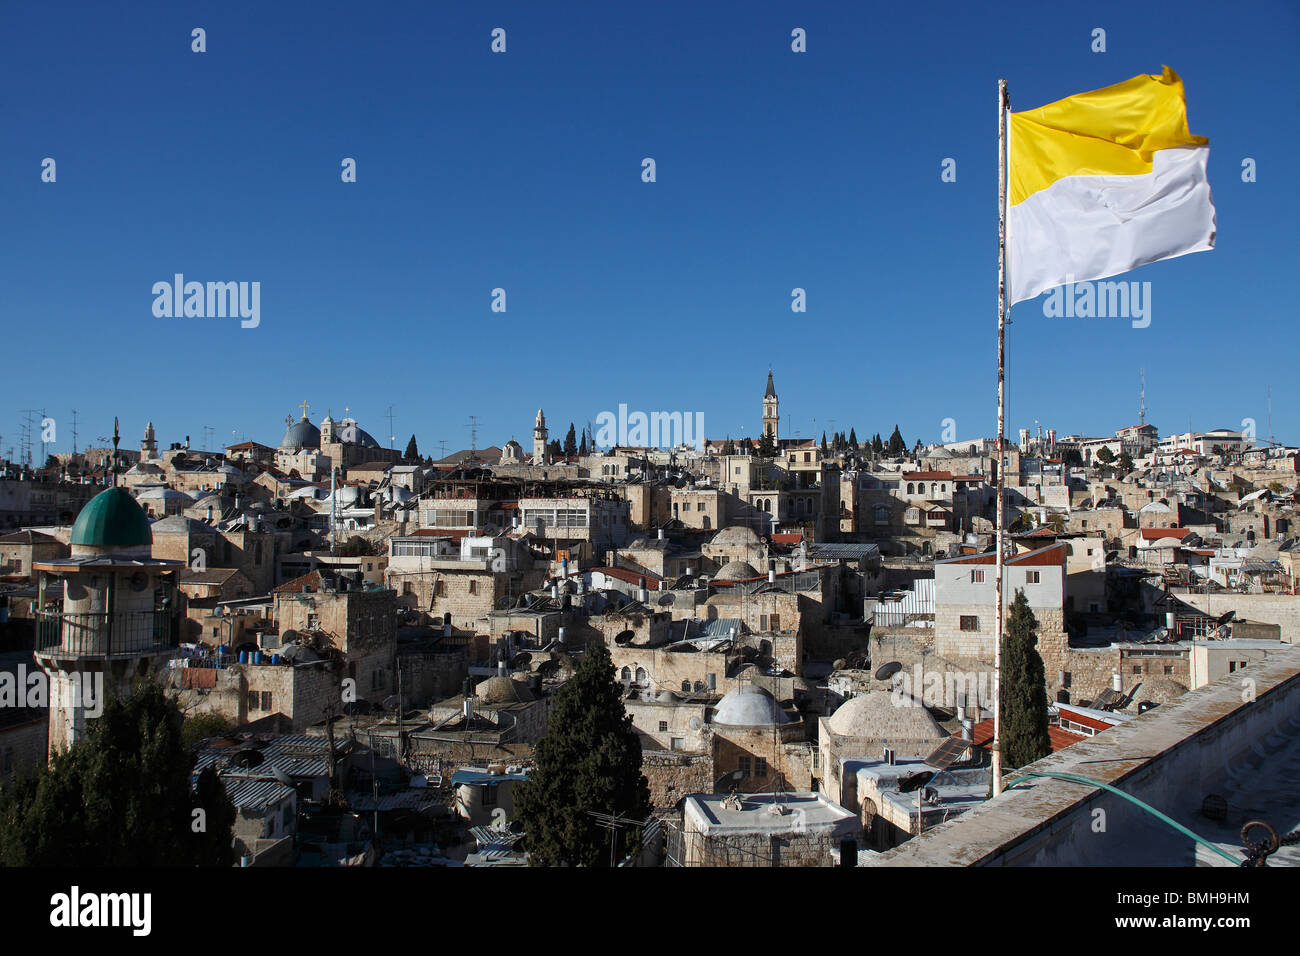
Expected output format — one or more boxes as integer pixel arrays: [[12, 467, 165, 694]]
[[476, 675, 535, 705], [71, 486, 153, 549], [713, 685, 789, 727], [827, 691, 944, 739], [710, 526, 762, 547], [712, 560, 759, 582]]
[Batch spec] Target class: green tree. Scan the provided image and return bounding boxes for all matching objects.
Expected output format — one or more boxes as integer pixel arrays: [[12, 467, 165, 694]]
[[758, 431, 778, 459], [1116, 451, 1134, 474], [1000, 590, 1053, 769], [848, 427, 858, 450], [515, 641, 651, 866], [1095, 446, 1115, 466], [563, 423, 578, 458], [721, 436, 735, 456], [579, 429, 588, 456], [872, 433, 884, 455], [0, 682, 235, 866], [403, 434, 419, 463], [181, 712, 233, 752], [820, 432, 828, 455], [1061, 448, 1083, 467], [546, 439, 562, 459], [887, 425, 905, 456]]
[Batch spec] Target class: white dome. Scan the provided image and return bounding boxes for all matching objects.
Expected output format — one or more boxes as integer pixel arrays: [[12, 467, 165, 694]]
[[710, 526, 762, 547], [712, 560, 759, 582], [713, 685, 788, 727], [827, 691, 943, 739]]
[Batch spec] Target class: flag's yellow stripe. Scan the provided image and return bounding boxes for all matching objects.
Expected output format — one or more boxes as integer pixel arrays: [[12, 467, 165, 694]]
[[1009, 66, 1208, 206]]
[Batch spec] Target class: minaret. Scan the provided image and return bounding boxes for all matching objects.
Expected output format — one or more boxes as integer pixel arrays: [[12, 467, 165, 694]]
[[533, 409, 548, 462], [763, 370, 779, 440], [33, 483, 183, 754], [140, 421, 158, 460]]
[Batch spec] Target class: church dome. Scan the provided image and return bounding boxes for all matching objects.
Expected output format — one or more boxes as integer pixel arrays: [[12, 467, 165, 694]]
[[712, 685, 789, 727], [280, 417, 321, 450], [71, 486, 153, 549]]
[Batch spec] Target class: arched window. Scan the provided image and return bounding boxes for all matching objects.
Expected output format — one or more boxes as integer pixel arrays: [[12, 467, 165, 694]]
[[907, 483, 914, 494], [635, 666, 648, 685], [620, 666, 631, 683], [682, 680, 691, 692]]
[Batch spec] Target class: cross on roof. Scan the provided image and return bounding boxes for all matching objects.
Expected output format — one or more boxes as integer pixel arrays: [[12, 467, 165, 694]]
[[298, 400, 311, 418]]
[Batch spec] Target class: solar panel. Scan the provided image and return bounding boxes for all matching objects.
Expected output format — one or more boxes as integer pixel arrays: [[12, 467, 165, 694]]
[[924, 735, 970, 770], [1089, 687, 1120, 711]]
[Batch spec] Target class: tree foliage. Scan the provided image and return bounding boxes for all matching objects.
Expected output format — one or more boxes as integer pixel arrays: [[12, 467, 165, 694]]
[[1000, 590, 1053, 770], [563, 423, 578, 458], [0, 682, 235, 866], [757, 431, 778, 459], [514, 642, 651, 866], [887, 425, 905, 456], [403, 434, 419, 462]]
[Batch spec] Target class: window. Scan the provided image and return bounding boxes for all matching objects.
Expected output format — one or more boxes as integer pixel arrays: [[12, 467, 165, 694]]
[[670, 737, 684, 751], [436, 581, 446, 597], [754, 757, 767, 778], [960, 616, 979, 632], [681, 680, 691, 692], [1026, 570, 1040, 584], [738, 756, 752, 777], [480, 785, 497, 807], [1163, 665, 1174, 675], [697, 502, 705, 511], [970, 569, 985, 584], [261, 691, 272, 711], [1133, 665, 1142, 674], [468, 580, 478, 595], [659, 721, 669, 732], [247, 691, 259, 711]]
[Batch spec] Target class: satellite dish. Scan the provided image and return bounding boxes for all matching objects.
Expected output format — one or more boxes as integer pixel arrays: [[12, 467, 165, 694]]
[[688, 716, 703, 731], [614, 630, 635, 645], [875, 661, 902, 681], [658, 593, 675, 606], [271, 766, 294, 787]]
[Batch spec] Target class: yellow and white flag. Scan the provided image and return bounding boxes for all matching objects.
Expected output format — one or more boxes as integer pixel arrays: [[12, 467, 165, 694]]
[[1008, 66, 1215, 305]]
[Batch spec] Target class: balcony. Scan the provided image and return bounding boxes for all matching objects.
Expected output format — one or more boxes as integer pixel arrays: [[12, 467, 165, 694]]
[[36, 609, 180, 658]]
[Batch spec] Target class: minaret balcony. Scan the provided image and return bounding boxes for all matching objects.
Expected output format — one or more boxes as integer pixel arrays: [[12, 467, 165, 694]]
[[35, 609, 180, 660]]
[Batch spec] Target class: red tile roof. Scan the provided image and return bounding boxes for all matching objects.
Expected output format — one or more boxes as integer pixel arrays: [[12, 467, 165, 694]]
[[940, 542, 1066, 567], [971, 718, 1085, 753], [903, 471, 956, 480], [1140, 528, 1191, 541], [595, 567, 662, 589]]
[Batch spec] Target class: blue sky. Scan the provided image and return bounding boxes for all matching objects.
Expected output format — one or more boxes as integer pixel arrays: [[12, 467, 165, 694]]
[[2, 0, 1296, 460]]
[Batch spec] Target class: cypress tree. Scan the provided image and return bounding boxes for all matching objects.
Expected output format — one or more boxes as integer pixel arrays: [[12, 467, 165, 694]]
[[564, 423, 578, 458], [403, 434, 419, 462], [0, 682, 235, 866], [848, 427, 857, 449], [515, 641, 651, 866], [888, 425, 905, 456], [1001, 590, 1053, 769]]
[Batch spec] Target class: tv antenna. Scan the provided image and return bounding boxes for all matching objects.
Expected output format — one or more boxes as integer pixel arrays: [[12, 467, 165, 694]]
[[465, 416, 480, 462], [1139, 368, 1146, 427], [387, 404, 396, 450]]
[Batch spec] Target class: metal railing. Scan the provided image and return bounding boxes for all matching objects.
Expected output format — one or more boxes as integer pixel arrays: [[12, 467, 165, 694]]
[[36, 609, 179, 657]]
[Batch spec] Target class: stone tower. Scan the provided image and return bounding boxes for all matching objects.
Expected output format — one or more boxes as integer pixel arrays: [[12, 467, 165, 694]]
[[533, 409, 548, 463], [140, 421, 158, 460], [763, 371, 779, 440], [32, 485, 183, 755]]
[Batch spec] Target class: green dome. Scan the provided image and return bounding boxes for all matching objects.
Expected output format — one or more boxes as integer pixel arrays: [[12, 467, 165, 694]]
[[70, 486, 153, 548]]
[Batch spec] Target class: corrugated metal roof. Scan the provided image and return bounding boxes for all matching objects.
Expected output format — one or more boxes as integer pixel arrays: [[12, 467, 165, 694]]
[[220, 776, 295, 812]]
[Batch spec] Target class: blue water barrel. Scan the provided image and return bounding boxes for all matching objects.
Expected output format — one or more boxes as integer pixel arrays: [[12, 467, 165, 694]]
[[239, 651, 248, 664], [271, 654, 281, 665]]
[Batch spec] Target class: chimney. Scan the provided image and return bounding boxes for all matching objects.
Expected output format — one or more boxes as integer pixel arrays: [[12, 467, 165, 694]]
[[1112, 672, 1122, 693], [462, 678, 474, 722], [558, 626, 566, 645], [637, 577, 648, 603], [658, 527, 664, 540]]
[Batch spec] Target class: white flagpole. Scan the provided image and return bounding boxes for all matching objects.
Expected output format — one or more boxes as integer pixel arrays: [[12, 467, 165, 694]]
[[992, 78, 1009, 797]]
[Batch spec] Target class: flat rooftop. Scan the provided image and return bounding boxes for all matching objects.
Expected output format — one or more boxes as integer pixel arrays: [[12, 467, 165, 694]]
[[683, 791, 855, 836]]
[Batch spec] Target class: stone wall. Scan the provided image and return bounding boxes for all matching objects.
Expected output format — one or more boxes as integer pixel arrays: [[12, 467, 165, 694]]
[[642, 751, 713, 810], [1179, 592, 1300, 642]]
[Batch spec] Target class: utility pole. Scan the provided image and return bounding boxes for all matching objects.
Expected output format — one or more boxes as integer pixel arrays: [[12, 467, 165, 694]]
[[71, 409, 78, 458], [387, 404, 396, 452]]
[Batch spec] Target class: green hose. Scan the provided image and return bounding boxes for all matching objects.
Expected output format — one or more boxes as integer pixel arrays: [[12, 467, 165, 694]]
[[1003, 768, 1245, 866]]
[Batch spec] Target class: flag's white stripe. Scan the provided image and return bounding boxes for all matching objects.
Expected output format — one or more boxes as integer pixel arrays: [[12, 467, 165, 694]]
[[1009, 146, 1215, 305]]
